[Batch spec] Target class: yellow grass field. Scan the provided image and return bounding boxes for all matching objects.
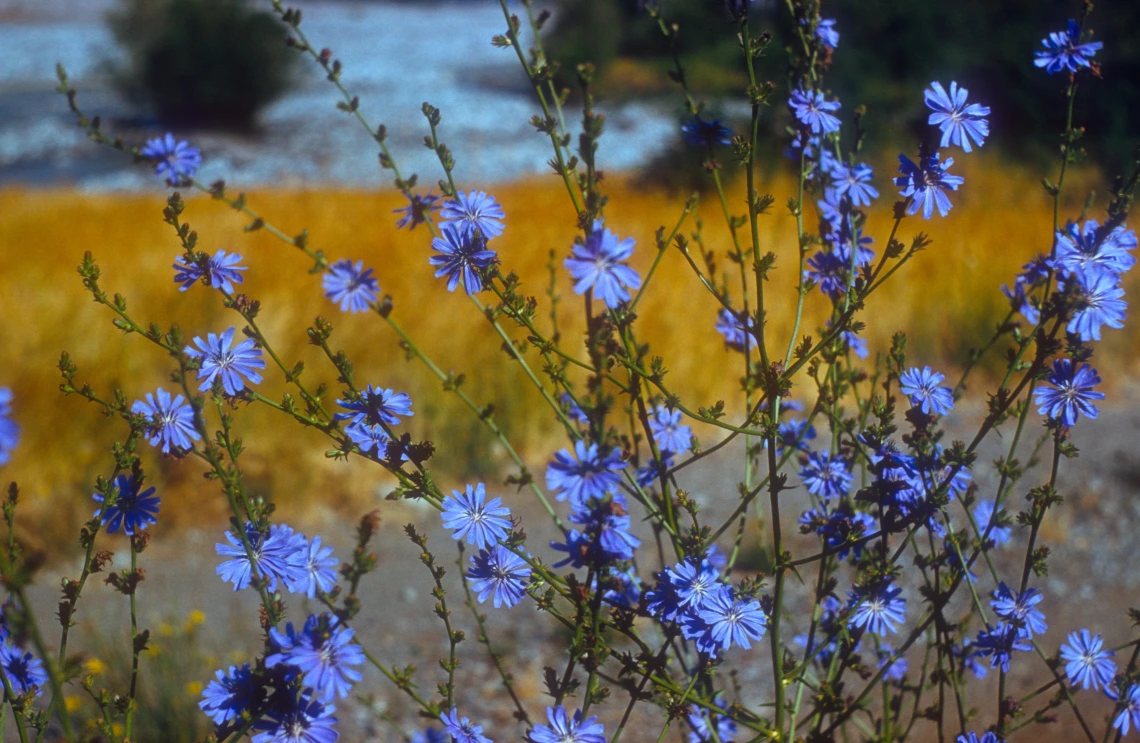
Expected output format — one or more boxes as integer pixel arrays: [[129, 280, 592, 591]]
[[0, 158, 1134, 547]]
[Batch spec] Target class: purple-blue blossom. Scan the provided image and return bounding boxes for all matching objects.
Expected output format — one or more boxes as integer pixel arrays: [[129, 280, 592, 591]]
[[649, 405, 692, 453], [681, 116, 733, 148], [1054, 219, 1137, 279], [430, 224, 497, 294], [565, 223, 642, 309], [848, 583, 906, 635], [1060, 629, 1116, 691], [467, 544, 531, 608], [440, 708, 493, 743], [687, 696, 737, 743], [895, 153, 964, 220], [251, 692, 338, 743], [215, 522, 308, 592], [545, 441, 626, 506], [323, 259, 379, 313], [956, 733, 1000, 743], [973, 622, 1031, 672], [877, 643, 909, 681], [92, 473, 159, 535], [990, 583, 1047, 639], [132, 388, 201, 454], [267, 613, 365, 701], [335, 385, 413, 429], [0, 639, 48, 696], [1068, 265, 1126, 341], [185, 327, 266, 396], [394, 192, 439, 231], [924, 81, 990, 153], [285, 535, 339, 598], [440, 190, 505, 240], [1034, 358, 1104, 426], [714, 308, 755, 352], [899, 366, 954, 415], [1034, 19, 1103, 75], [831, 162, 879, 207], [441, 482, 512, 550], [140, 132, 202, 186], [799, 450, 852, 500], [815, 18, 839, 51], [173, 249, 246, 293], [788, 87, 841, 135], [973, 499, 1011, 547], [199, 664, 257, 726], [1113, 684, 1140, 737], [527, 706, 605, 743], [0, 388, 18, 465], [695, 585, 767, 653]]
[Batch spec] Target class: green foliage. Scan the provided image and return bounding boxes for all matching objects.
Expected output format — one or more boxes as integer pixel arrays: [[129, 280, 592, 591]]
[[548, 0, 1140, 169], [544, 0, 627, 87], [108, 0, 297, 129]]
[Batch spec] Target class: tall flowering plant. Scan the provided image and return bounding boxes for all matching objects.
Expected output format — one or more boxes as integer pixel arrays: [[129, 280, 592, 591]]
[[0, 1, 1134, 742]]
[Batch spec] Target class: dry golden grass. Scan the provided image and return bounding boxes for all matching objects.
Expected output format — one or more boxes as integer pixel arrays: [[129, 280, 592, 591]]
[[1, 158, 1135, 546]]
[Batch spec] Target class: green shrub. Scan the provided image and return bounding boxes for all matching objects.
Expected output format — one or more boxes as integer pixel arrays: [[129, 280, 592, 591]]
[[108, 0, 297, 129]]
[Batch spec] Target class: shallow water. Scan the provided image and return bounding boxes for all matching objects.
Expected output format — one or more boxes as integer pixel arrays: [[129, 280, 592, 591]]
[[0, 0, 677, 191]]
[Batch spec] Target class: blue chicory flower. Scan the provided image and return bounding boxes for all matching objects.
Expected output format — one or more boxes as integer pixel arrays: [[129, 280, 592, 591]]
[[440, 190, 505, 240], [132, 388, 201, 454], [467, 544, 531, 608], [649, 405, 692, 453], [323, 259, 379, 313], [0, 388, 18, 465], [440, 708, 493, 743], [185, 327, 266, 396], [545, 441, 626, 506], [799, 450, 852, 500], [788, 87, 841, 135], [430, 223, 498, 294], [199, 664, 258, 726], [1034, 19, 1103, 75], [564, 222, 642, 309], [1068, 265, 1126, 342], [527, 706, 605, 743], [1060, 629, 1116, 691], [140, 132, 201, 186], [924, 81, 990, 153], [394, 192, 439, 231], [899, 366, 954, 415], [267, 613, 365, 701], [848, 583, 906, 635], [335, 385, 413, 429], [285, 535, 339, 598], [215, 522, 308, 592], [173, 249, 246, 293], [441, 483, 512, 550], [92, 473, 159, 535], [895, 153, 964, 220], [1033, 358, 1104, 426]]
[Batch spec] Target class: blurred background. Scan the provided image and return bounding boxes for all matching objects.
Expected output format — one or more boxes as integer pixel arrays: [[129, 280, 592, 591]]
[[1, 1, 1138, 739]]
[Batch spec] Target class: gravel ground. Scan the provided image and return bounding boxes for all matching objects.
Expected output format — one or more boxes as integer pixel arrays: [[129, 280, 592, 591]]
[[18, 385, 1140, 742], [0, 0, 679, 191]]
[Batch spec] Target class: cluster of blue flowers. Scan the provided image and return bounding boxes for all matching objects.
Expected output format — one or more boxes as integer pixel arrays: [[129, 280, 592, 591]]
[[201, 523, 353, 740], [645, 554, 767, 656], [25, 4, 1139, 743], [426, 190, 504, 294]]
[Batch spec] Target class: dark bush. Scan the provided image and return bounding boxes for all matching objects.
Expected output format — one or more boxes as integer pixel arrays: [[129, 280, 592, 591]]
[[547, 0, 1140, 170], [108, 0, 297, 130]]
